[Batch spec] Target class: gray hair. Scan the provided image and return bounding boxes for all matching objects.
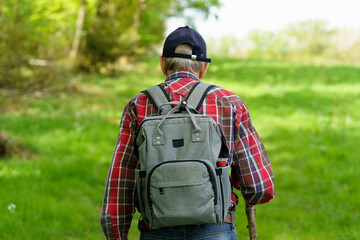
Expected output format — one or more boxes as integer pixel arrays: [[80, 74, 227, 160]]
[[163, 44, 204, 73]]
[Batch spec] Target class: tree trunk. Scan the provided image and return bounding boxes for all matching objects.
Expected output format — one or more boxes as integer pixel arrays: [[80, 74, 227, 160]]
[[69, 0, 86, 63], [133, 0, 145, 31]]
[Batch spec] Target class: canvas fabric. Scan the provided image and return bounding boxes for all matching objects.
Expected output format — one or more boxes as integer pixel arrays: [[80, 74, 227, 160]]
[[134, 82, 232, 229]]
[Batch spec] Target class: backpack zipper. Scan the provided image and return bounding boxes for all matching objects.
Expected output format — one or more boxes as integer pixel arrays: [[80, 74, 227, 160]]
[[219, 175, 225, 220]]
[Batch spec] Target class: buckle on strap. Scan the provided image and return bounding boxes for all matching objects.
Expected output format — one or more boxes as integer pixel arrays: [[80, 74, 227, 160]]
[[179, 100, 187, 110]]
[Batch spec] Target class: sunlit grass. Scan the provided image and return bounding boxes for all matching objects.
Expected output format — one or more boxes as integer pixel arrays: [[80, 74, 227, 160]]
[[1, 58, 359, 239]]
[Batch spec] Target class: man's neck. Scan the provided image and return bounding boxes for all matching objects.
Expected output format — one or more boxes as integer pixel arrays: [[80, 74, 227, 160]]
[[166, 69, 199, 78]]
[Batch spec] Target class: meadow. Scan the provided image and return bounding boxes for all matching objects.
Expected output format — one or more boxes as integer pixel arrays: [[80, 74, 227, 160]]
[[1, 58, 359, 239]]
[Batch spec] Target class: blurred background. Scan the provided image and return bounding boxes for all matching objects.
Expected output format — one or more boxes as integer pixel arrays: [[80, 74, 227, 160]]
[[1, 0, 359, 239]]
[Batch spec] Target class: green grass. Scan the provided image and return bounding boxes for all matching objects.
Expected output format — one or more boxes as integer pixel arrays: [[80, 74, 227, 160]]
[[1, 58, 359, 239]]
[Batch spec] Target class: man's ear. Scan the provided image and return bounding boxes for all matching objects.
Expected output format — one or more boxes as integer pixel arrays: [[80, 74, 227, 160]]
[[159, 56, 167, 76], [199, 62, 209, 79]]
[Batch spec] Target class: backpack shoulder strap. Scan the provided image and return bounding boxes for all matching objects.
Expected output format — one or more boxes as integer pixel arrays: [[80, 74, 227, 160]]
[[185, 82, 215, 111], [142, 84, 172, 114]]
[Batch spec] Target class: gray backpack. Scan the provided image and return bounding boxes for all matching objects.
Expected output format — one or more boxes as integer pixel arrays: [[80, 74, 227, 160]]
[[135, 82, 231, 229]]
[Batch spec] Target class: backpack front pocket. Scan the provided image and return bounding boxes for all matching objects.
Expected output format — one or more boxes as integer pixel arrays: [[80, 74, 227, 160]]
[[147, 160, 219, 228]]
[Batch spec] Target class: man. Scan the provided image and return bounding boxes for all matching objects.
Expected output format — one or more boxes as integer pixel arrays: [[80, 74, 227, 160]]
[[101, 26, 275, 240]]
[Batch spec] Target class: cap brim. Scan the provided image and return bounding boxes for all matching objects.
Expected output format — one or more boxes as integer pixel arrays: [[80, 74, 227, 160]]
[[164, 53, 211, 63]]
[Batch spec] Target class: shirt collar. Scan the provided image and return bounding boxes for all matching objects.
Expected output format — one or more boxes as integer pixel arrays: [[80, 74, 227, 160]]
[[164, 71, 200, 84]]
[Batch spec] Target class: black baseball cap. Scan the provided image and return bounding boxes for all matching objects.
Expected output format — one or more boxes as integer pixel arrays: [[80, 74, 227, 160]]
[[162, 26, 211, 63]]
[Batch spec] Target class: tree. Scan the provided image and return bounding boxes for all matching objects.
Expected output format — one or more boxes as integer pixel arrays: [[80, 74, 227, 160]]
[[245, 19, 343, 62], [0, 0, 221, 89], [70, 0, 87, 65], [0, 0, 79, 91], [247, 30, 278, 59], [284, 20, 337, 60], [0, 0, 33, 89], [81, 0, 221, 73]]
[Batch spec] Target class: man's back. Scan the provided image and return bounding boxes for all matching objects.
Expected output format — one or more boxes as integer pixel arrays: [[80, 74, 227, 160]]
[[101, 26, 274, 240]]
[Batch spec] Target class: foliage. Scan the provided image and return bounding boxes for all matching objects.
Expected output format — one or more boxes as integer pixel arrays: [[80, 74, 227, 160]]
[[245, 20, 360, 63], [0, 0, 220, 89], [81, 0, 221, 73], [0, 0, 34, 89], [1, 58, 359, 239], [284, 20, 337, 56], [83, 0, 138, 70], [0, 0, 77, 91], [206, 19, 360, 64]]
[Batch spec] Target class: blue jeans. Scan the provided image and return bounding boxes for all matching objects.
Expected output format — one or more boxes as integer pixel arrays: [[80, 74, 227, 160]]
[[139, 222, 237, 240]]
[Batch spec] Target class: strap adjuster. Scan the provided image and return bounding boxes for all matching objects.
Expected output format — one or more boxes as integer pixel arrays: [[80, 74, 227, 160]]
[[179, 100, 187, 110]]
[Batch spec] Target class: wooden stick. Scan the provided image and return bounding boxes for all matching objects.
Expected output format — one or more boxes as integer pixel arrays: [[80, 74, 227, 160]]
[[245, 204, 257, 240]]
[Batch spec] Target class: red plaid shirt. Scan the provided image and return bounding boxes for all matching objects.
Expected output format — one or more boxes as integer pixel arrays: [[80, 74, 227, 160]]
[[101, 71, 275, 240]]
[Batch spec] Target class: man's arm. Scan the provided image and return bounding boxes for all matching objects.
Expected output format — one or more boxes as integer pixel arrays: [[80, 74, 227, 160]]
[[232, 104, 275, 205], [101, 100, 138, 240]]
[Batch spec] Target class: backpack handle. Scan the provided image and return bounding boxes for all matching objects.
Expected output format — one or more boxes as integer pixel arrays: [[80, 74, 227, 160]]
[[158, 101, 199, 114], [152, 105, 204, 146]]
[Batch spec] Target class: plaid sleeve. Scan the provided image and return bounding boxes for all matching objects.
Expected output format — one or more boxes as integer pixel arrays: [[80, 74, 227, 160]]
[[231, 103, 275, 205], [101, 99, 139, 240]]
